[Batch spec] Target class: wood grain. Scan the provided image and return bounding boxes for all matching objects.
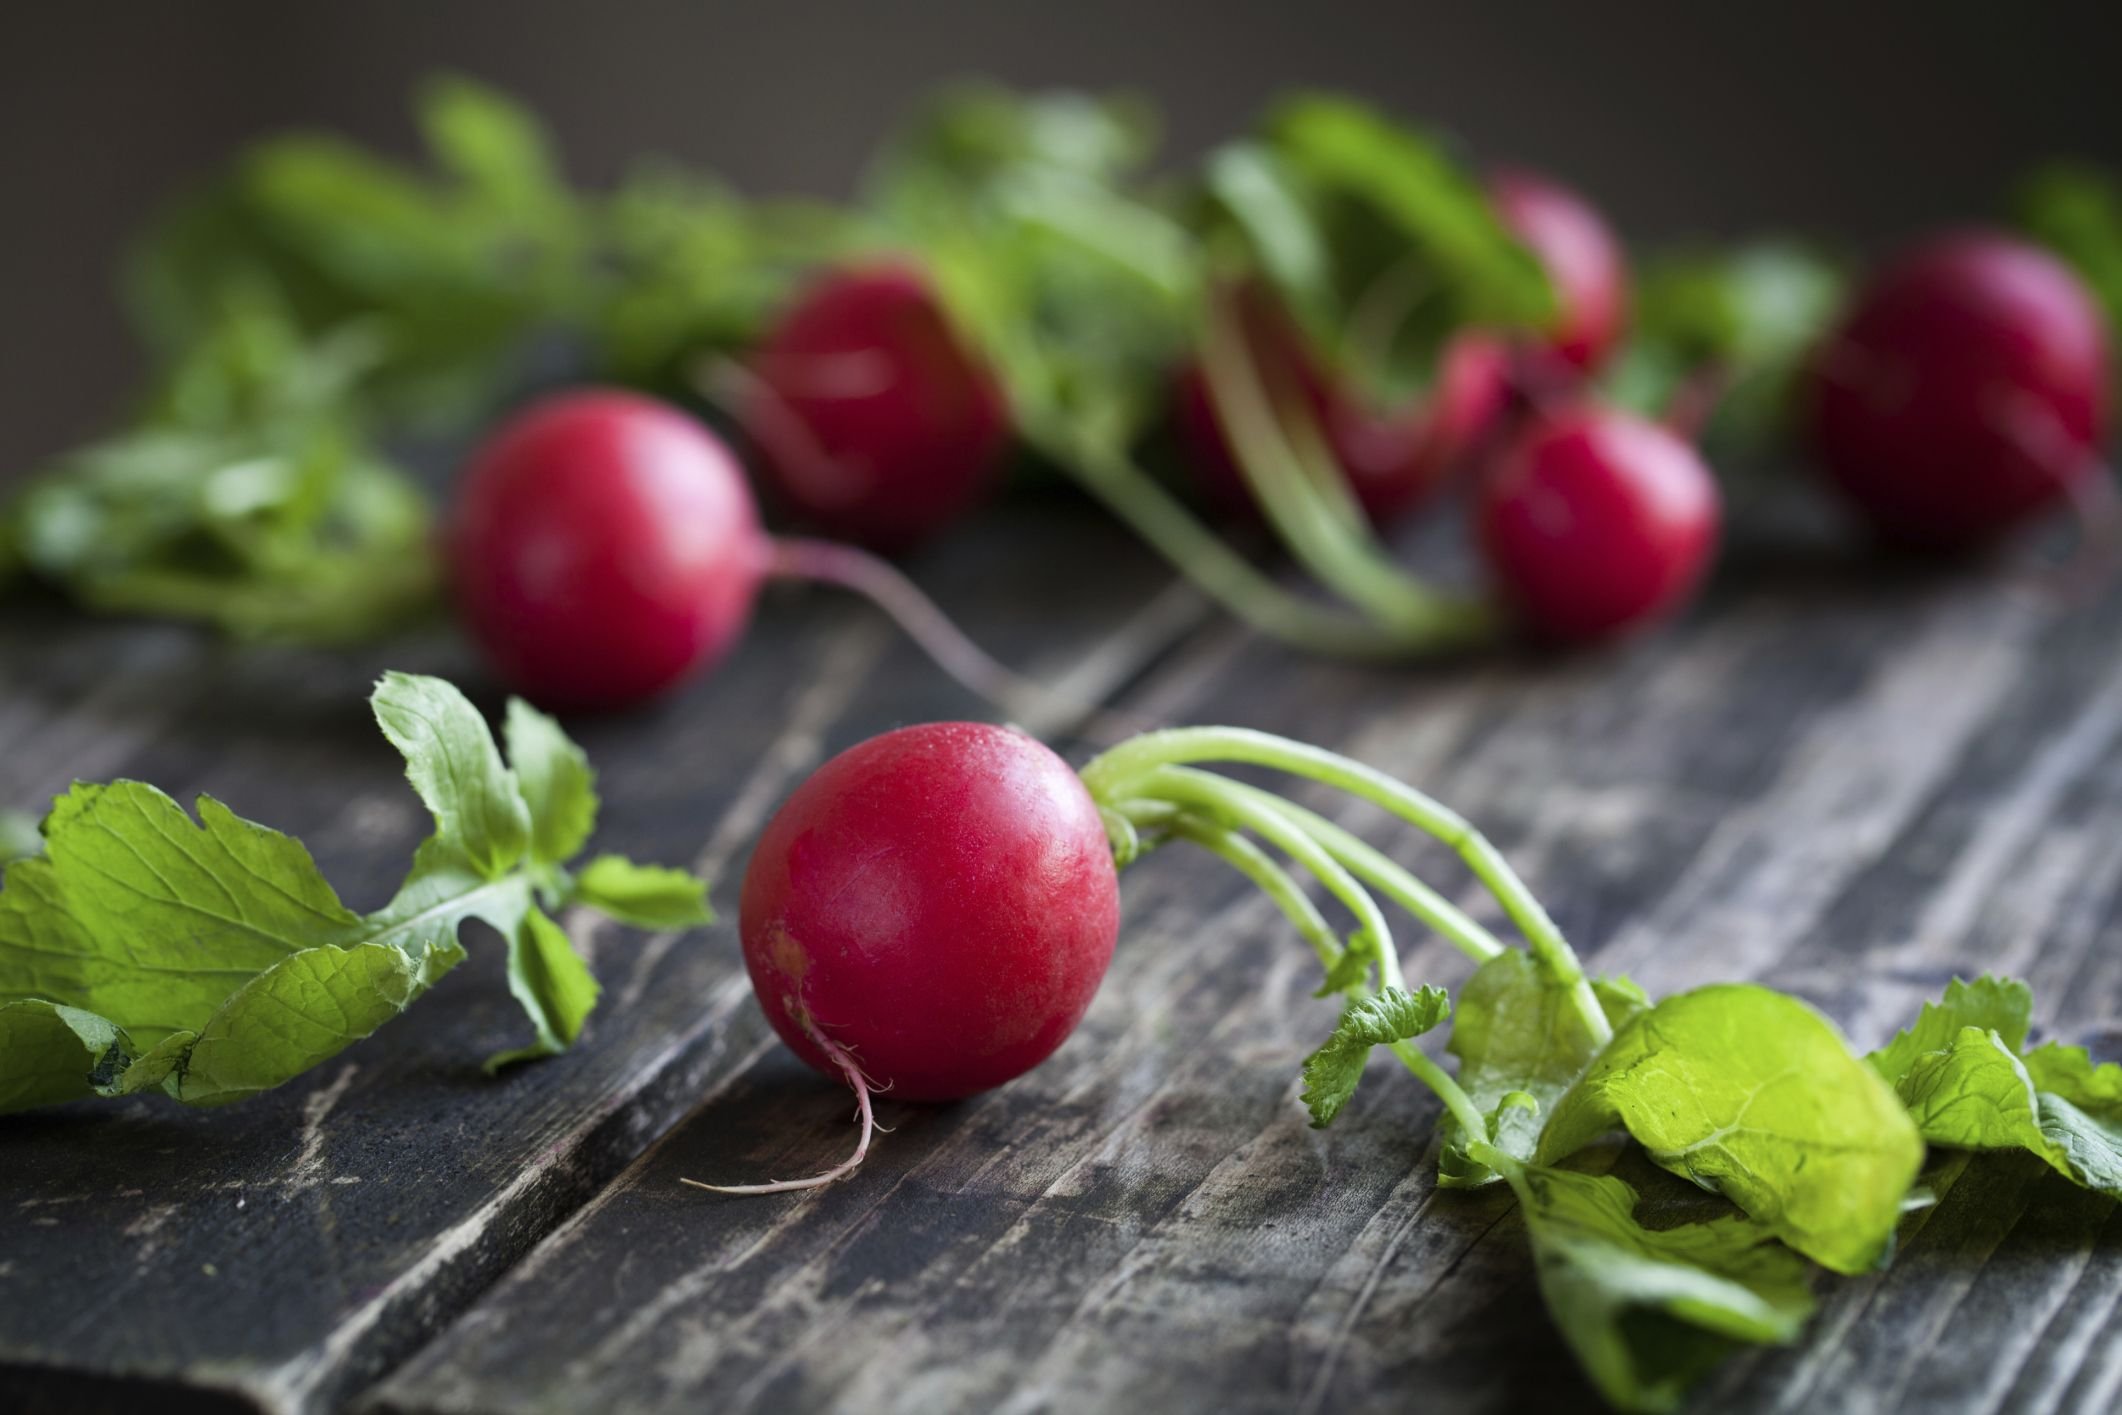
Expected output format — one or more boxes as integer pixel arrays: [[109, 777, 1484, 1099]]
[[363, 527, 2122, 1415], [0, 497, 1196, 1415]]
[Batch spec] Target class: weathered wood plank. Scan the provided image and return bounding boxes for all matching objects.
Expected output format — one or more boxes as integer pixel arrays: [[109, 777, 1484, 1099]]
[[0, 495, 1197, 1415], [368, 521, 2120, 1415]]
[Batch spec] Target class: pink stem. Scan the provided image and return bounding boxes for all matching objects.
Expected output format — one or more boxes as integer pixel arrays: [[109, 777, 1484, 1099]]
[[697, 354, 864, 512], [680, 1030, 878, 1196], [768, 536, 1147, 745]]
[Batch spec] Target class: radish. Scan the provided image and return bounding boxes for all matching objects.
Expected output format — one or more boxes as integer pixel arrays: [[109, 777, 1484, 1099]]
[[450, 389, 1066, 716], [727, 261, 1011, 554], [712, 722, 1120, 1190], [689, 718, 1609, 1193], [1487, 167, 1628, 375], [1477, 404, 1722, 641], [1805, 231, 2113, 551]]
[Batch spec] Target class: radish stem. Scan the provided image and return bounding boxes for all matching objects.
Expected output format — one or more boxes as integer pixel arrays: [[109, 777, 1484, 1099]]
[[1082, 727, 1611, 1049], [1136, 765, 1398, 985], [1199, 289, 1493, 644], [1128, 793, 1488, 1140], [1210, 778, 1507, 965], [1058, 434, 1435, 657], [768, 536, 1141, 744]]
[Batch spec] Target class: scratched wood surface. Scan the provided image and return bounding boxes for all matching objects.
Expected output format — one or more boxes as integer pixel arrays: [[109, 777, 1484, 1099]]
[[4, 492, 2121, 1414]]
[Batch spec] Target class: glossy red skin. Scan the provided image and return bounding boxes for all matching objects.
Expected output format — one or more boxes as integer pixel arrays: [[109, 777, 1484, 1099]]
[[450, 390, 769, 711], [1478, 406, 1721, 642], [740, 722, 1121, 1102], [747, 262, 1011, 553], [1804, 232, 2112, 550], [1488, 167, 1628, 374], [1171, 291, 1475, 527]]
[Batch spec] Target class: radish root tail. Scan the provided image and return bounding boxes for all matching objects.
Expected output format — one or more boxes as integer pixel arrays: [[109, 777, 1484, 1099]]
[[679, 1030, 878, 1196]]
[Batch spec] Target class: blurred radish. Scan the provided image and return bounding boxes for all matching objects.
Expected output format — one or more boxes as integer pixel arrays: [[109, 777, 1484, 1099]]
[[1176, 168, 1623, 525], [1487, 167, 1628, 375], [450, 389, 1076, 717], [1478, 404, 1721, 641], [731, 261, 1011, 553], [1805, 232, 2112, 551]]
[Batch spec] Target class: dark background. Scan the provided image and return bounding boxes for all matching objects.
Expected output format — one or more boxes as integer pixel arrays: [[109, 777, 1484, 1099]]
[[5, 0, 2119, 483]]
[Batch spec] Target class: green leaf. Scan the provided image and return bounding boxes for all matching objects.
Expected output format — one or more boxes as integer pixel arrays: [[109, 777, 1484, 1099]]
[[0, 999, 126, 1113], [1611, 242, 1848, 442], [418, 74, 563, 212], [1255, 92, 1553, 394], [570, 856, 713, 931], [1495, 1154, 1814, 1413], [1, 287, 439, 643], [1871, 979, 2122, 1197], [2017, 162, 2122, 349], [505, 698, 599, 866], [174, 937, 466, 1106], [1438, 954, 1649, 1187], [0, 781, 361, 1049], [372, 672, 532, 880], [870, 85, 1199, 455], [0, 672, 707, 1113], [1868, 974, 2032, 1083], [1538, 984, 1923, 1274], [1299, 984, 1451, 1126], [484, 908, 598, 1073]]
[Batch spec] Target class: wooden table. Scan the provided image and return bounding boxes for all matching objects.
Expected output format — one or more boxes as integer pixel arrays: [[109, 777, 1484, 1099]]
[[2, 491, 2119, 1414]]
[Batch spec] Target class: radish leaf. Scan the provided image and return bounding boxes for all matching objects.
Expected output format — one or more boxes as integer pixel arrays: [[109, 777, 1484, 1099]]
[[1488, 1152, 1814, 1414], [1870, 978, 2122, 1197], [1537, 984, 1923, 1274], [1299, 984, 1450, 1126], [572, 857, 713, 931], [1438, 953, 1647, 1187], [0, 673, 708, 1113]]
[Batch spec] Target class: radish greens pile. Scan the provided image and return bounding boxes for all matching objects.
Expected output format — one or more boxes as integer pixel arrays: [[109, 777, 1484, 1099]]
[[0, 673, 708, 1112], [1077, 725, 2120, 1412]]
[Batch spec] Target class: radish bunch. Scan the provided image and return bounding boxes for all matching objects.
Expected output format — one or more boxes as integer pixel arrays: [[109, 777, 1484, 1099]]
[[687, 715, 2002, 1410]]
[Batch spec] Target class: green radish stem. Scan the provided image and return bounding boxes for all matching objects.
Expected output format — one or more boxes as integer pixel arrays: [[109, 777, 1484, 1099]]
[[1111, 770, 1489, 1141], [1057, 431, 1431, 658], [1129, 766, 1400, 983], [1082, 726, 1611, 1051], [1198, 288, 1492, 645], [1161, 812, 1347, 973], [1208, 778, 1507, 966]]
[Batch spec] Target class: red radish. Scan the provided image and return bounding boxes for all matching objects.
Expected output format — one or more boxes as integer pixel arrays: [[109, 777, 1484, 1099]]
[[1805, 231, 2112, 551], [451, 389, 1066, 716], [697, 722, 1119, 1191], [1478, 405, 1721, 641], [1488, 167, 1628, 374], [735, 261, 1011, 554], [452, 390, 768, 711]]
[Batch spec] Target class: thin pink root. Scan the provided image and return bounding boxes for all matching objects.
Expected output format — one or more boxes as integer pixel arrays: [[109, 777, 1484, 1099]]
[[679, 1033, 877, 1196], [694, 354, 863, 511]]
